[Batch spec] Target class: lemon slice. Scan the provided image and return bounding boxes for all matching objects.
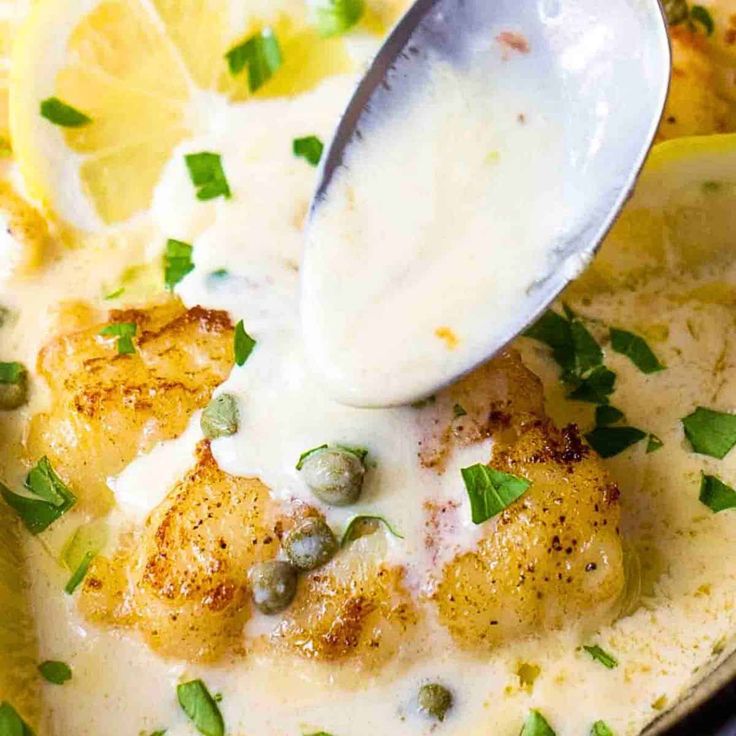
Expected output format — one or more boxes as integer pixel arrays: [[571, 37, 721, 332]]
[[0, 511, 39, 730], [571, 133, 736, 294], [9, 0, 367, 230]]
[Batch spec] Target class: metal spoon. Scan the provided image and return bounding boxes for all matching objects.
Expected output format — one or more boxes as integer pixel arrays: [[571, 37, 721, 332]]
[[302, 0, 671, 407]]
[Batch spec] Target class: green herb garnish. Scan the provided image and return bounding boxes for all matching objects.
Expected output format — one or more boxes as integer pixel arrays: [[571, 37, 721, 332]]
[[313, 0, 365, 36], [185, 152, 231, 201], [0, 457, 76, 534], [520, 709, 557, 736], [699, 473, 736, 513], [225, 28, 283, 92], [595, 405, 624, 427], [568, 366, 616, 405], [296, 444, 329, 470], [690, 4, 714, 34], [40, 97, 91, 127], [584, 427, 646, 458], [341, 515, 403, 546], [234, 320, 256, 366], [64, 551, 95, 595], [461, 464, 530, 524], [610, 328, 664, 374], [646, 434, 664, 453], [38, 660, 72, 685], [104, 287, 125, 300], [453, 403, 468, 418], [99, 322, 137, 355], [0, 701, 34, 736], [591, 722, 615, 736], [177, 679, 225, 736], [0, 362, 25, 385], [293, 136, 324, 166], [164, 239, 194, 290], [682, 407, 736, 459], [583, 644, 618, 669]]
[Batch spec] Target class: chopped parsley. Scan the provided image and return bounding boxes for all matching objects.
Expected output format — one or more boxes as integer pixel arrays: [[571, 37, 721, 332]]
[[583, 644, 618, 669], [65, 551, 95, 594], [0, 701, 34, 735], [461, 463, 530, 524], [164, 238, 194, 290], [234, 320, 256, 366], [690, 4, 714, 34], [293, 135, 324, 166], [453, 403, 468, 418], [104, 287, 125, 300], [525, 309, 612, 402], [225, 28, 283, 92], [568, 366, 616, 405], [0, 457, 76, 534], [699, 473, 736, 513], [40, 97, 91, 127], [341, 515, 403, 546], [313, 0, 365, 36], [520, 709, 557, 736], [682, 407, 736, 459], [591, 722, 615, 736], [584, 426, 646, 458], [99, 322, 137, 355], [38, 660, 72, 685], [185, 152, 231, 201], [610, 328, 665, 373], [0, 362, 25, 385], [595, 405, 624, 427], [646, 434, 664, 453], [177, 679, 225, 736]]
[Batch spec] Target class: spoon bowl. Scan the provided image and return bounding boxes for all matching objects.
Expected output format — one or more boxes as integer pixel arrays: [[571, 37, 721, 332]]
[[303, 0, 671, 407]]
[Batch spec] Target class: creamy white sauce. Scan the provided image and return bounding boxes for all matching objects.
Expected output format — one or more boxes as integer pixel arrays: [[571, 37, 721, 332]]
[[0, 13, 734, 736]]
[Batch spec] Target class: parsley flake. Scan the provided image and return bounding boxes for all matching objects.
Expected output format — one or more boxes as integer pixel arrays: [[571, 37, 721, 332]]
[[461, 464, 530, 524], [341, 515, 403, 546], [164, 239, 194, 290], [682, 407, 736, 459], [38, 660, 72, 685], [40, 97, 91, 127], [595, 405, 624, 427], [568, 366, 616, 405], [234, 320, 256, 366], [313, 0, 365, 37], [453, 403, 468, 418], [610, 328, 664, 374], [591, 722, 615, 736], [699, 473, 736, 513], [225, 28, 283, 92], [0, 701, 34, 736], [104, 287, 125, 300], [99, 322, 137, 355], [185, 152, 231, 201], [583, 644, 618, 669], [65, 551, 95, 595], [646, 434, 664, 453], [0, 457, 76, 534], [584, 426, 646, 458], [177, 679, 225, 736], [521, 709, 557, 736], [690, 4, 714, 34], [0, 362, 26, 385], [293, 135, 324, 166]]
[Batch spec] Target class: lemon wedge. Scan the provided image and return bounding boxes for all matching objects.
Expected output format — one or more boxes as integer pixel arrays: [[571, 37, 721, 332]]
[[571, 133, 736, 295], [9, 0, 364, 230]]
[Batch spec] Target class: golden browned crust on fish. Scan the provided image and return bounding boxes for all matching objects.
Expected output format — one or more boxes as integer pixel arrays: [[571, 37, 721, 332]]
[[434, 420, 624, 650], [80, 442, 275, 662], [27, 300, 233, 513]]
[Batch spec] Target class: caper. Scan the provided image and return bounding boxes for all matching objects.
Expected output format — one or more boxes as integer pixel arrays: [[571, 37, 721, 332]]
[[299, 447, 365, 506], [200, 393, 239, 439], [282, 517, 338, 571], [663, 0, 689, 25], [0, 365, 28, 410], [417, 683, 453, 722], [248, 560, 298, 614]]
